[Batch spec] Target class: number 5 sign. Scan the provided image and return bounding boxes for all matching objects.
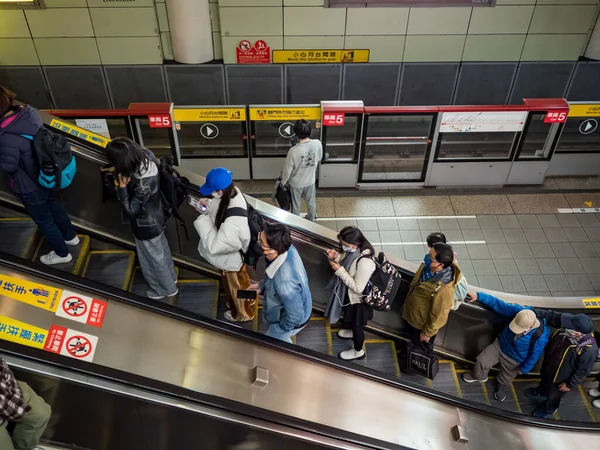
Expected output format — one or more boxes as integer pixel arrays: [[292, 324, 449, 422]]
[[323, 113, 345, 126], [148, 114, 172, 128], [544, 110, 568, 124]]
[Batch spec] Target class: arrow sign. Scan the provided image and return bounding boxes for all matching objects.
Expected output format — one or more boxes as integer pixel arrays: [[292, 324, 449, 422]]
[[200, 123, 219, 140], [585, 202, 593, 207], [278, 122, 295, 139]]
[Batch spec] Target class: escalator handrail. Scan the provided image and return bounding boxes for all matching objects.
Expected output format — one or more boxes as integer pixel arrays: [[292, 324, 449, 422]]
[[1, 251, 599, 432]]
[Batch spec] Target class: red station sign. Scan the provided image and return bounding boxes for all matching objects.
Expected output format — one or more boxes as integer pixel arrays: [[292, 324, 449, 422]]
[[148, 114, 171, 128], [544, 110, 568, 124], [322, 112, 345, 126], [237, 40, 270, 64]]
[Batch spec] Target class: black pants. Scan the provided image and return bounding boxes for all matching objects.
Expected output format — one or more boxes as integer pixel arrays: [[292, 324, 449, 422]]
[[405, 323, 436, 353], [343, 303, 371, 352], [537, 377, 567, 414]]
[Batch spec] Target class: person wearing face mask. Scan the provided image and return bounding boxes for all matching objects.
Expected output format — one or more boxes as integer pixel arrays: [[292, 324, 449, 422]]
[[248, 223, 312, 343], [523, 311, 597, 418], [194, 168, 254, 323], [325, 226, 377, 361], [462, 291, 550, 402]]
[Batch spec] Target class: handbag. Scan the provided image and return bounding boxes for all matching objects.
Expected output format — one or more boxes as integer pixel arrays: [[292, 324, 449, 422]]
[[408, 345, 439, 380], [273, 177, 291, 211]]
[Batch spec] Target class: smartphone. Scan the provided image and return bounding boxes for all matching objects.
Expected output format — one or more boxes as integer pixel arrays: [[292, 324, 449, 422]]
[[238, 290, 258, 300], [189, 197, 207, 213], [323, 251, 336, 260]]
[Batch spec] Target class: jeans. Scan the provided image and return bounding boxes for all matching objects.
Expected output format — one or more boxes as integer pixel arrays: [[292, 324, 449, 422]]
[[18, 189, 76, 257], [135, 232, 178, 297], [290, 184, 316, 222], [266, 323, 305, 344], [0, 381, 51, 450]]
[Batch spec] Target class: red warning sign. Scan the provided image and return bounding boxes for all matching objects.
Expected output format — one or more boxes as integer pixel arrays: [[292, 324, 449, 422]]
[[44, 325, 98, 362], [55, 290, 107, 328], [236, 39, 270, 64]]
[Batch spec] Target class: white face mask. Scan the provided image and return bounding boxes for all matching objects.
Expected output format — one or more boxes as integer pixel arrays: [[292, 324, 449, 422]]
[[211, 191, 223, 199], [342, 245, 356, 253]]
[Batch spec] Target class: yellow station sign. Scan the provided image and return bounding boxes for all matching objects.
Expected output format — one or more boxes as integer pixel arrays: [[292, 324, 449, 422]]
[[272, 49, 369, 64], [582, 298, 600, 308], [49, 118, 109, 148], [0, 315, 48, 350], [568, 104, 600, 118], [173, 108, 246, 122], [250, 107, 321, 121], [0, 273, 61, 312]]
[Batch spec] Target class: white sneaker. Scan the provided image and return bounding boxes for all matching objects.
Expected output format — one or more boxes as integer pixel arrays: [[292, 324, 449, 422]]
[[593, 399, 600, 409], [65, 236, 80, 246], [339, 348, 365, 361], [589, 388, 600, 398], [337, 329, 353, 339], [40, 251, 72, 265], [167, 288, 178, 297]]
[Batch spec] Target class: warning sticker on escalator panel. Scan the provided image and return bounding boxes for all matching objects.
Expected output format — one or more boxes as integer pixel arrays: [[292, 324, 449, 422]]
[[0, 315, 48, 350], [49, 118, 110, 148], [44, 325, 98, 362], [582, 298, 600, 308], [0, 272, 107, 328]]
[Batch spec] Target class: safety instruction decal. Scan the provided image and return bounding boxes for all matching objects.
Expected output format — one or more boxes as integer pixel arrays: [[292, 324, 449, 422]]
[[568, 104, 600, 118], [582, 298, 600, 308], [0, 316, 48, 350], [0, 273, 107, 327], [173, 108, 246, 123], [44, 325, 98, 362], [250, 107, 321, 121], [272, 49, 369, 64], [49, 118, 110, 148]]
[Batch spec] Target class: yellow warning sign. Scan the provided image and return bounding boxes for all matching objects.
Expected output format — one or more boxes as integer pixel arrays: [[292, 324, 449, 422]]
[[568, 104, 600, 118], [0, 315, 48, 350], [250, 107, 321, 121], [272, 49, 369, 64], [173, 108, 246, 123], [0, 273, 61, 312], [582, 298, 600, 308], [49, 119, 110, 148], [585, 202, 593, 207]]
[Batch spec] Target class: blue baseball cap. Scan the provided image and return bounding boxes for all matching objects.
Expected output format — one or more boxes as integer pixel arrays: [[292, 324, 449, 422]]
[[199, 168, 233, 196]]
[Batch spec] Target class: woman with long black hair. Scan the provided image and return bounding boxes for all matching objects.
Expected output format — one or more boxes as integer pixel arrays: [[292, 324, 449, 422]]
[[325, 226, 377, 361], [193, 168, 254, 323], [105, 137, 177, 299]]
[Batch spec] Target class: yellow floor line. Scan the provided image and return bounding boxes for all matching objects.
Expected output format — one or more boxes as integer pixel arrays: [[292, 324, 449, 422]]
[[81, 252, 92, 278], [88, 249, 134, 255], [0, 217, 32, 221], [122, 250, 135, 291], [510, 384, 523, 414], [364, 339, 395, 344], [427, 379, 433, 388], [578, 385, 598, 423], [389, 340, 401, 379], [450, 362, 464, 399], [127, 267, 139, 292], [481, 382, 491, 406], [325, 320, 333, 357], [72, 235, 90, 276], [23, 230, 39, 260]]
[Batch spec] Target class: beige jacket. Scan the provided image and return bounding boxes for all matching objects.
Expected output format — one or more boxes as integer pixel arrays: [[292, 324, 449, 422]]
[[334, 250, 377, 305]]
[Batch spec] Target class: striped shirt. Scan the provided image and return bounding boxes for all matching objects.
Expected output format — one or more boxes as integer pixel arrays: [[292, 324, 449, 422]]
[[0, 358, 29, 424]]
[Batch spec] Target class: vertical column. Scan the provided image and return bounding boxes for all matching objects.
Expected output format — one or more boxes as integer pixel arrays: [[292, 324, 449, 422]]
[[166, 0, 213, 64]]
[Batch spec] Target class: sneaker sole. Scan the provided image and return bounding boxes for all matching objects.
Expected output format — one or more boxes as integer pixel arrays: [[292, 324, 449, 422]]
[[338, 352, 366, 361], [494, 394, 507, 402], [337, 333, 353, 340], [462, 376, 488, 383]]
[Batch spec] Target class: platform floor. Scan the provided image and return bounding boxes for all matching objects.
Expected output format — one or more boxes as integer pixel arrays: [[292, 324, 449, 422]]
[[258, 190, 600, 298]]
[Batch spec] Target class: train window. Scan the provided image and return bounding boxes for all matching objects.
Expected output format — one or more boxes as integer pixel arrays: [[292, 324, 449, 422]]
[[136, 118, 174, 159], [323, 116, 359, 162], [177, 122, 246, 159], [555, 118, 600, 153], [517, 113, 553, 159], [253, 121, 297, 158], [437, 131, 515, 160]]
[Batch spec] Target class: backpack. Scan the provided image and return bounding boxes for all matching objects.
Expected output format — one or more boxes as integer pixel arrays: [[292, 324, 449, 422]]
[[451, 274, 469, 311], [157, 156, 190, 235], [225, 197, 265, 269], [21, 128, 76, 189], [359, 252, 403, 312]]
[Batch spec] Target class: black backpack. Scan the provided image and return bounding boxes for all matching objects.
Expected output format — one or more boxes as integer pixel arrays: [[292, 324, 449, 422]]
[[21, 128, 76, 189], [225, 198, 265, 269], [157, 156, 190, 234], [358, 252, 403, 311]]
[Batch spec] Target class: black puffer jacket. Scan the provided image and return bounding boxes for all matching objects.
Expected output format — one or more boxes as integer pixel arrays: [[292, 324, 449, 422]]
[[118, 153, 165, 241]]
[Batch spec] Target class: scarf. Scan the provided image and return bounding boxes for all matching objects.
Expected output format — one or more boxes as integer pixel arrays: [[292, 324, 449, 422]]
[[421, 253, 435, 282], [324, 250, 361, 324], [561, 329, 595, 349]]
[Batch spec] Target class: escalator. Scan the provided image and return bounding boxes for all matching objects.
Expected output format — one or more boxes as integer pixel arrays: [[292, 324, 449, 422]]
[[0, 109, 599, 448]]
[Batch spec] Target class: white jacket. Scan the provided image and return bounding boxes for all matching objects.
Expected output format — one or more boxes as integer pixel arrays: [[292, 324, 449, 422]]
[[194, 188, 251, 272], [334, 250, 376, 305]]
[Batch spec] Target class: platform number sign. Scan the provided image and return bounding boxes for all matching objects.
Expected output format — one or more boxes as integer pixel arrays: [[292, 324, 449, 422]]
[[148, 114, 171, 128], [323, 113, 345, 126], [544, 110, 568, 124]]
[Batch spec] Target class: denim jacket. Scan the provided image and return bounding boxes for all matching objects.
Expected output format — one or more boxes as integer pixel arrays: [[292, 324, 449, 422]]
[[260, 245, 312, 332]]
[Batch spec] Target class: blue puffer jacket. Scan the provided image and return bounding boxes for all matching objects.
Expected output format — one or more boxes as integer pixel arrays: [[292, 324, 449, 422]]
[[0, 106, 43, 194], [476, 292, 550, 374], [260, 245, 312, 332]]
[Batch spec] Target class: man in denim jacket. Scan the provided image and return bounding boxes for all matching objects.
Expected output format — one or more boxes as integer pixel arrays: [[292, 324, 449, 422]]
[[250, 223, 312, 343]]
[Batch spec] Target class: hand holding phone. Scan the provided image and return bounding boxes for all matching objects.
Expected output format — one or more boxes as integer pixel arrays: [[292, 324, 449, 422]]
[[237, 289, 258, 300], [326, 249, 339, 260], [189, 197, 207, 213]]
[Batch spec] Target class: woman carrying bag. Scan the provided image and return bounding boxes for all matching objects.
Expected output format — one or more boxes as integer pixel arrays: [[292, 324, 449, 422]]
[[193, 168, 254, 323], [325, 226, 377, 361]]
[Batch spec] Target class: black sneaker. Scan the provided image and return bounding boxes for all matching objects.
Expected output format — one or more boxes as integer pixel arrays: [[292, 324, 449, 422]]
[[524, 387, 547, 401], [494, 385, 507, 402]]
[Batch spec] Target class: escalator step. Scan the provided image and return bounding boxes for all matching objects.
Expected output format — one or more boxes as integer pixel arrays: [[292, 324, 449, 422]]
[[176, 279, 220, 317], [177, 267, 215, 281], [0, 205, 28, 218], [294, 318, 332, 355], [363, 341, 401, 378], [431, 361, 463, 398], [0, 218, 39, 259], [82, 250, 135, 291], [33, 234, 90, 275], [215, 294, 258, 332], [128, 266, 180, 303]]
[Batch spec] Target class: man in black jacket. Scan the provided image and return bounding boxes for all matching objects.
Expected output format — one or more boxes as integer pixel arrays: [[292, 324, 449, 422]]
[[525, 311, 597, 418]]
